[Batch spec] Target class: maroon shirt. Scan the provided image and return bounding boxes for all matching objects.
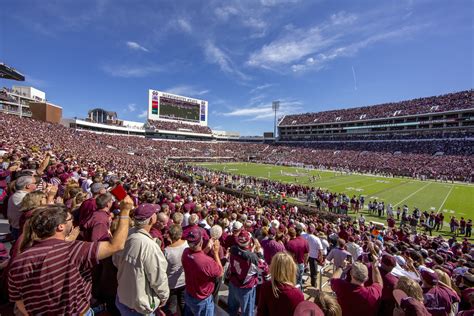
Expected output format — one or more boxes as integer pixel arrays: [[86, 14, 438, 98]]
[[285, 236, 309, 264], [81, 209, 112, 242], [379, 269, 399, 315], [181, 248, 222, 300], [77, 198, 97, 226], [257, 281, 304, 316], [331, 278, 382, 316], [261, 238, 286, 265], [8, 239, 99, 315]]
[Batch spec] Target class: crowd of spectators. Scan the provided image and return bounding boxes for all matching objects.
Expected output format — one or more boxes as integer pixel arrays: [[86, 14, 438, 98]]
[[0, 111, 472, 315], [146, 120, 213, 135], [280, 90, 473, 126]]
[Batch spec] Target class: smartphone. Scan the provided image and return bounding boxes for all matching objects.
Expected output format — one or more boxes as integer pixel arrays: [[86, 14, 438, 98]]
[[110, 184, 127, 201]]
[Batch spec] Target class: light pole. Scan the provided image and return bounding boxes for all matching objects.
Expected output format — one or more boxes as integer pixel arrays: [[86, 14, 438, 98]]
[[272, 101, 280, 140]]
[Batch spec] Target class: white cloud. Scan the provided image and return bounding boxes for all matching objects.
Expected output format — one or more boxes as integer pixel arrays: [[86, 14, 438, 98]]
[[203, 41, 250, 80], [247, 10, 426, 72], [166, 85, 209, 97], [260, 0, 300, 6], [214, 6, 239, 21], [126, 41, 149, 52], [222, 100, 303, 120], [127, 104, 136, 112], [250, 84, 274, 93], [102, 64, 161, 78], [138, 110, 148, 118], [176, 18, 192, 33]]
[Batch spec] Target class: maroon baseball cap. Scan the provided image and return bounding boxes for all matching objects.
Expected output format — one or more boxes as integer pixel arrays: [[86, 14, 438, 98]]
[[381, 254, 397, 268], [237, 230, 251, 247], [420, 269, 439, 286], [134, 204, 160, 221], [186, 227, 202, 246], [393, 289, 431, 316]]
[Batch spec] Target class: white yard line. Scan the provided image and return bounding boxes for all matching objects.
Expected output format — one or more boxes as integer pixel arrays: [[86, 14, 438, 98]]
[[393, 182, 432, 207], [437, 185, 455, 212]]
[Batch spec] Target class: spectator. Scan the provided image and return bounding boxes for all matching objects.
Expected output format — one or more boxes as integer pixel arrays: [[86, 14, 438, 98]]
[[420, 268, 460, 316], [113, 203, 169, 315], [8, 197, 133, 315], [227, 230, 268, 316], [302, 223, 324, 288], [330, 261, 383, 316], [326, 238, 351, 269], [313, 290, 342, 316], [182, 227, 223, 315], [285, 225, 309, 290], [393, 289, 431, 316], [81, 192, 113, 242], [257, 252, 304, 316], [260, 227, 286, 265], [163, 224, 188, 316], [7, 176, 37, 240], [378, 254, 399, 315]]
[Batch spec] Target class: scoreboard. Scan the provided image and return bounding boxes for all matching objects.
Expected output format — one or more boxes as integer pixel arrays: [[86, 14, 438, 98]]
[[148, 89, 208, 126]]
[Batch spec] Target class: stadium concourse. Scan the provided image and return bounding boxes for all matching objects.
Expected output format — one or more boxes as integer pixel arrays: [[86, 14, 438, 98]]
[[0, 89, 473, 316]]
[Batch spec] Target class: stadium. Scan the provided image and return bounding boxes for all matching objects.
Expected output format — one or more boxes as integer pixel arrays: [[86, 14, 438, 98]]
[[0, 2, 473, 316]]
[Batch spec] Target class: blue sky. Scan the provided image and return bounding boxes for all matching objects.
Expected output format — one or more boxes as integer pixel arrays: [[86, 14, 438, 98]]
[[1, 0, 472, 135]]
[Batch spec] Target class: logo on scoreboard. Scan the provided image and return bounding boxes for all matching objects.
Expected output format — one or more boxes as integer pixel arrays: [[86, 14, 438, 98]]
[[151, 91, 159, 114]]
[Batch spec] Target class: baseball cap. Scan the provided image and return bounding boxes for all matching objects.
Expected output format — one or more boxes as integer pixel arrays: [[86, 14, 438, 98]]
[[393, 289, 431, 316], [133, 204, 160, 221], [268, 227, 277, 237], [186, 227, 203, 247], [381, 254, 397, 268], [237, 230, 251, 248], [233, 221, 243, 231], [90, 182, 105, 194], [293, 301, 324, 316], [420, 268, 439, 286]]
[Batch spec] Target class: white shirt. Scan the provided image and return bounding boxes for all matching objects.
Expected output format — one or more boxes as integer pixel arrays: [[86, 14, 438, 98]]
[[302, 233, 323, 258], [320, 238, 330, 256]]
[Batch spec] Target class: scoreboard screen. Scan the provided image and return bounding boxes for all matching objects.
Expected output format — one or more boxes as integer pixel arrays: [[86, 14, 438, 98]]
[[148, 89, 208, 125]]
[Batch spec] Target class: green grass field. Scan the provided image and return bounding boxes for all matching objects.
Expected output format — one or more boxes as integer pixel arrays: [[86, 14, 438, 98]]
[[195, 162, 474, 238]]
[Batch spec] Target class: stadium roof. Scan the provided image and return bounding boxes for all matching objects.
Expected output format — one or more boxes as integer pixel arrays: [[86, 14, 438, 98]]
[[0, 63, 25, 81]]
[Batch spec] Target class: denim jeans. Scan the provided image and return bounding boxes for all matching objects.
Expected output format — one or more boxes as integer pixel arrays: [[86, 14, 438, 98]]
[[296, 263, 305, 290], [227, 283, 256, 316], [184, 291, 214, 316], [308, 257, 318, 287], [115, 296, 155, 316]]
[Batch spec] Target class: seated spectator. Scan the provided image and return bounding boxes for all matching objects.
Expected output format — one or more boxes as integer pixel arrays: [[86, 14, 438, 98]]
[[257, 252, 304, 316]]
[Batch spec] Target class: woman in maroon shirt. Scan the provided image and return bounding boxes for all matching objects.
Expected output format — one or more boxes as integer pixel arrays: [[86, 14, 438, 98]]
[[257, 252, 304, 316]]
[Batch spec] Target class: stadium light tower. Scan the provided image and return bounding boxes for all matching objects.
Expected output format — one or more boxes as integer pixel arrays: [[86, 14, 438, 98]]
[[272, 101, 280, 139]]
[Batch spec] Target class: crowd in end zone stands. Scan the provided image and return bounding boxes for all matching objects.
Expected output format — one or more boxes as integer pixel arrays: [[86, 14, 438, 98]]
[[146, 120, 213, 135], [280, 90, 473, 126], [0, 111, 472, 316]]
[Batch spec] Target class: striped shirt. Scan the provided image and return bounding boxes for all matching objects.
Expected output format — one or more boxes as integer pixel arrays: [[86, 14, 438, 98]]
[[8, 238, 99, 315]]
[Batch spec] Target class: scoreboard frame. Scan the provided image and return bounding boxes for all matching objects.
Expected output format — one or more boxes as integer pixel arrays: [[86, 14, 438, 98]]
[[148, 89, 208, 126]]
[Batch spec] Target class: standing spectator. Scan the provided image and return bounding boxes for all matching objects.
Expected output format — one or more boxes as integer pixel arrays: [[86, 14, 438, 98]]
[[378, 254, 399, 315], [7, 176, 37, 240], [81, 192, 113, 242], [8, 197, 133, 315], [326, 239, 351, 269], [76, 182, 105, 226], [113, 203, 169, 315], [257, 252, 304, 316], [285, 226, 309, 290], [163, 224, 188, 316], [330, 261, 383, 316], [182, 227, 223, 316], [466, 219, 472, 237], [227, 230, 268, 316], [261, 227, 286, 265], [302, 224, 324, 288]]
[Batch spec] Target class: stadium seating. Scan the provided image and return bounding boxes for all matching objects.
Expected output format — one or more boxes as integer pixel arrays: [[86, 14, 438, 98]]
[[146, 119, 213, 135], [280, 90, 473, 125]]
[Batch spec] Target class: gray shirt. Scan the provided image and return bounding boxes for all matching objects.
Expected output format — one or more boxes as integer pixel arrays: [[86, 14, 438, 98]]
[[164, 241, 189, 289], [7, 190, 27, 229]]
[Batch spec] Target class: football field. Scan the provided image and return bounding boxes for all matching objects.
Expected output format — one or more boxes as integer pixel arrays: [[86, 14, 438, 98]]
[[195, 162, 474, 236]]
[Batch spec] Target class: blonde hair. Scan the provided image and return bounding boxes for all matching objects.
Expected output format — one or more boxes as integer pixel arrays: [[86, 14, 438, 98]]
[[395, 276, 424, 302], [313, 291, 342, 316], [21, 191, 46, 211], [270, 252, 297, 298], [434, 269, 452, 288]]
